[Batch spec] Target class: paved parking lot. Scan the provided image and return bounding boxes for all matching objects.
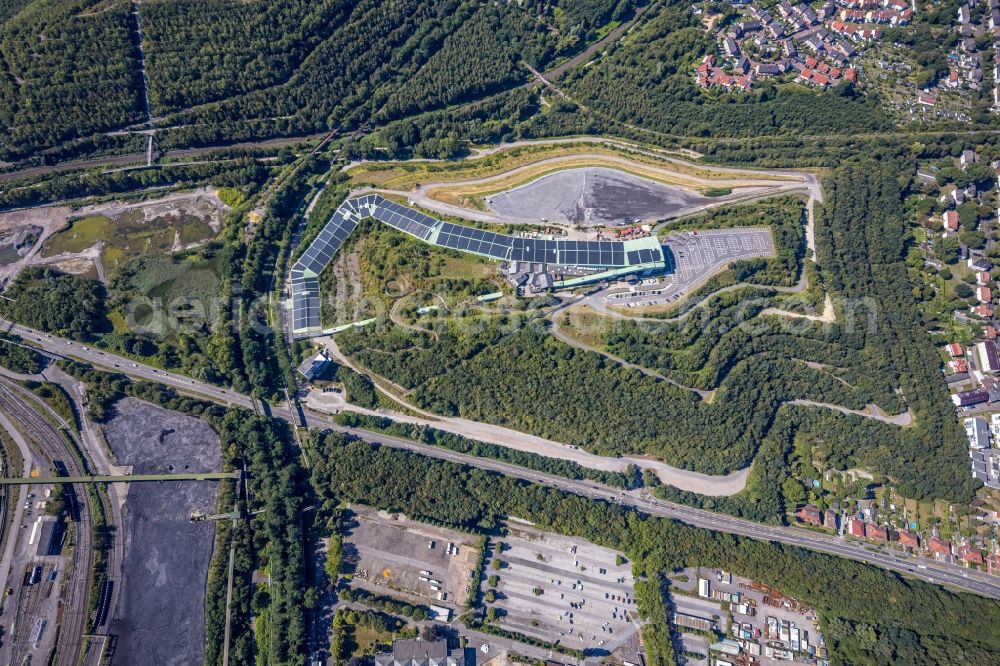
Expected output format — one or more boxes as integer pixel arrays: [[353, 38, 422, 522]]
[[667, 228, 774, 284], [342, 506, 480, 611], [602, 228, 774, 308], [487, 524, 639, 657]]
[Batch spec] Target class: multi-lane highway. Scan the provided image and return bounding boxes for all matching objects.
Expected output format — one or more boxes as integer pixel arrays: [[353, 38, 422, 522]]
[[3, 318, 1000, 600]]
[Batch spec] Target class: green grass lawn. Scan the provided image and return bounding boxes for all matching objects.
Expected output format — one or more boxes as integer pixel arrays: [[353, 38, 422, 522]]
[[352, 624, 392, 655], [41, 215, 111, 256]]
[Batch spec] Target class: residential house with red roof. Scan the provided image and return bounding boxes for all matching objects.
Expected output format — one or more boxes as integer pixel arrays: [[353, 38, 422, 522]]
[[959, 545, 984, 566], [865, 523, 888, 541], [897, 530, 920, 549], [948, 358, 968, 373], [795, 505, 823, 525], [929, 537, 953, 558], [975, 304, 996, 318]]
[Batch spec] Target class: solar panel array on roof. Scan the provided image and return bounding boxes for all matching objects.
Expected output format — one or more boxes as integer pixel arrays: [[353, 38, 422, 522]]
[[294, 209, 359, 275], [290, 194, 668, 335], [561, 240, 625, 267], [436, 222, 514, 260], [510, 238, 630, 267], [370, 197, 438, 241], [289, 271, 321, 332]]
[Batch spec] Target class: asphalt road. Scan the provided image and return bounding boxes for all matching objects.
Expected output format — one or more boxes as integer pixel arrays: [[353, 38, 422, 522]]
[[3, 319, 1000, 600]]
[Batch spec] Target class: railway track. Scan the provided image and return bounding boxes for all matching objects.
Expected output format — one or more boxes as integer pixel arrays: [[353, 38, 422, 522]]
[[0, 380, 92, 666]]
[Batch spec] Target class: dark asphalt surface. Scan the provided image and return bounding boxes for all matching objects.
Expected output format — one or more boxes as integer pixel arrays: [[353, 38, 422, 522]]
[[104, 398, 220, 666]]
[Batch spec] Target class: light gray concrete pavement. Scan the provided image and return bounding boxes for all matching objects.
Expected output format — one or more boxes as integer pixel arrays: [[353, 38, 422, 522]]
[[2, 320, 999, 599], [40, 365, 128, 642], [0, 410, 33, 609]]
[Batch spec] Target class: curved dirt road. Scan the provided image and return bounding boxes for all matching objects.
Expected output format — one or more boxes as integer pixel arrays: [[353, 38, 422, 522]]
[[306, 390, 751, 496], [318, 339, 748, 495]]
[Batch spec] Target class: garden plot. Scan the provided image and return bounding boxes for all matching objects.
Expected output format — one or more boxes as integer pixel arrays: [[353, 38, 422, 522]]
[[342, 505, 480, 610], [486, 523, 639, 654]]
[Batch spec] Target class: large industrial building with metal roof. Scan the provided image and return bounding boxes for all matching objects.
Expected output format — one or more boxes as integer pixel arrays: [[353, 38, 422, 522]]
[[288, 194, 673, 338]]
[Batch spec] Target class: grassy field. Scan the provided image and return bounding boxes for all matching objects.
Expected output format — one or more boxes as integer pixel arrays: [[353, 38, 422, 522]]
[[145, 257, 224, 304], [117, 253, 225, 302], [41, 215, 114, 255], [424, 156, 710, 208], [0, 245, 22, 266], [345, 141, 789, 192], [320, 218, 503, 328], [351, 624, 392, 654], [556, 305, 613, 348], [437, 254, 495, 282]]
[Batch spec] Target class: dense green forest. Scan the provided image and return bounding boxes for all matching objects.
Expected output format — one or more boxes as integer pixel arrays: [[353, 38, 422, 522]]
[[0, 332, 44, 374], [0, 157, 273, 211], [338, 316, 880, 473], [653, 155, 979, 514], [0, 0, 143, 158], [147, 0, 639, 152], [812, 156, 975, 501], [2, 267, 108, 339], [0, 0, 640, 161], [2, 0, 990, 165], [310, 435, 1000, 666], [141, 0, 348, 113], [335, 161, 974, 504]]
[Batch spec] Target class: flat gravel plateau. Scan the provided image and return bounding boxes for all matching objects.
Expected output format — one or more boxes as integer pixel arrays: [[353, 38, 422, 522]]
[[488, 166, 713, 225]]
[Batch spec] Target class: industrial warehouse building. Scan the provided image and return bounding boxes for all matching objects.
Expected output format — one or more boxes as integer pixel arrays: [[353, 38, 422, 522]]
[[374, 639, 465, 666]]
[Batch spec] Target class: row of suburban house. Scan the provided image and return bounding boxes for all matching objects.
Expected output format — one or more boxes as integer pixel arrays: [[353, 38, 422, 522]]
[[794, 505, 1000, 571], [698, 0, 906, 92]]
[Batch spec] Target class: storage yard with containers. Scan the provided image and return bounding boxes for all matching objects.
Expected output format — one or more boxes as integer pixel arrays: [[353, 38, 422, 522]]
[[670, 567, 827, 665]]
